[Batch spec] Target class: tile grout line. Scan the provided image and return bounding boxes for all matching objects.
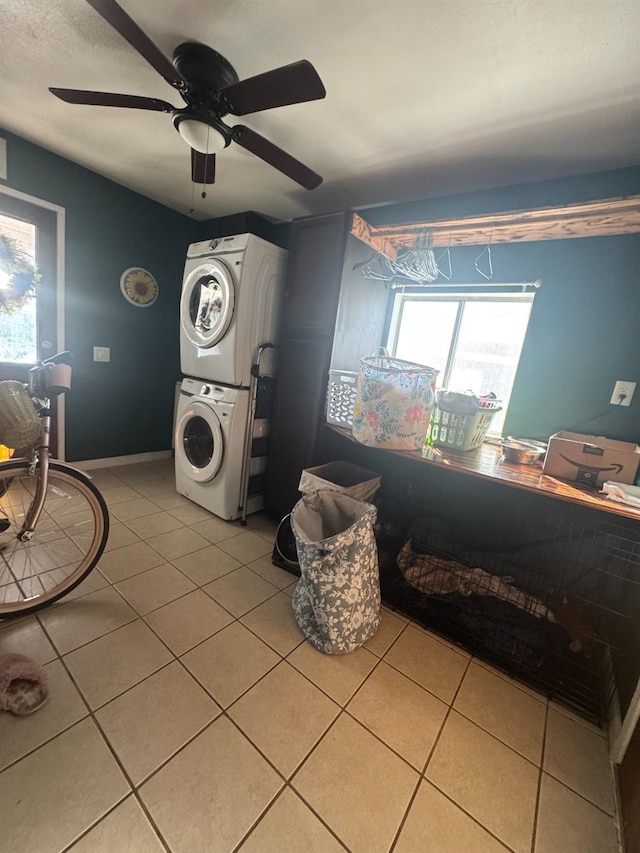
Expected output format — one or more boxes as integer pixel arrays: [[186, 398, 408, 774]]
[[541, 769, 620, 818], [58, 792, 171, 853], [388, 653, 473, 853], [416, 654, 522, 853], [7, 468, 617, 850], [40, 598, 615, 853], [32, 617, 173, 853], [32, 571, 560, 814], [283, 711, 359, 845], [530, 702, 549, 853], [222, 710, 352, 848], [228, 782, 289, 853], [449, 706, 546, 771], [230, 780, 351, 853]]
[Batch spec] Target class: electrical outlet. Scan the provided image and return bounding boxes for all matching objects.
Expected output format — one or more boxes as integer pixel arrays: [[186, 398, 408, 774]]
[[93, 346, 110, 363], [610, 380, 636, 406]]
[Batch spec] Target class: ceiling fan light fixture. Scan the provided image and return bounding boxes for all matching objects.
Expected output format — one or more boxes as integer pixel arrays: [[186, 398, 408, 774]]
[[174, 114, 229, 154]]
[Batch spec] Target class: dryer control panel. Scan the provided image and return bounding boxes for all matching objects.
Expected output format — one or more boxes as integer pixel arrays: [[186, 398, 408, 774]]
[[200, 383, 229, 401], [181, 377, 239, 404], [187, 233, 251, 258]]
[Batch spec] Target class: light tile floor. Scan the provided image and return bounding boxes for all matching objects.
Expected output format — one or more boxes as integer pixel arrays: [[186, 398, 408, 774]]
[[0, 458, 621, 852]]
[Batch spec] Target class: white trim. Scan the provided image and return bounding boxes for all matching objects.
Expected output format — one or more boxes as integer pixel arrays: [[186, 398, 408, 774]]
[[0, 138, 6, 180], [74, 449, 173, 471], [0, 186, 66, 459], [612, 678, 640, 765]]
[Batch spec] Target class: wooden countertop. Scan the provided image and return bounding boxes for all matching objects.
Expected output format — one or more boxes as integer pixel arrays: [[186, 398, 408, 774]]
[[327, 424, 640, 522]]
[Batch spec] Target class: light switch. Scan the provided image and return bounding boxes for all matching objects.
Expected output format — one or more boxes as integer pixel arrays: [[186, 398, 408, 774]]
[[93, 346, 110, 363]]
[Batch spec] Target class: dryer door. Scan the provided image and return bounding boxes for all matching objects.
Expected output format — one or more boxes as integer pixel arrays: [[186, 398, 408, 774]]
[[176, 401, 224, 483], [181, 259, 235, 349]]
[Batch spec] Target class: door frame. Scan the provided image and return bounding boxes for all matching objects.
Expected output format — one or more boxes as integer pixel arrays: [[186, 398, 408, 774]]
[[0, 186, 66, 459]]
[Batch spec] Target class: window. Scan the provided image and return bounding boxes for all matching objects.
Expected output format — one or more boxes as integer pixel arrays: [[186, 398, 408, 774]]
[[387, 291, 535, 435]]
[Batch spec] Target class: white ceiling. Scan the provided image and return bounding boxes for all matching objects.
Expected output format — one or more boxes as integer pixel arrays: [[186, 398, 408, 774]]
[[2, 0, 640, 222]]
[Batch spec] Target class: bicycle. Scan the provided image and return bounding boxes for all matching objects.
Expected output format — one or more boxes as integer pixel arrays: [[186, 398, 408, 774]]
[[0, 352, 109, 618]]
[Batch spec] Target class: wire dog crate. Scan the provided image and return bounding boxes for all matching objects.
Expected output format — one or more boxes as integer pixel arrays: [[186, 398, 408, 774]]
[[373, 464, 640, 726]]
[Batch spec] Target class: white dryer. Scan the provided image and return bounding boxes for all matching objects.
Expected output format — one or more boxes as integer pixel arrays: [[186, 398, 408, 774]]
[[180, 233, 288, 386], [174, 378, 268, 521]]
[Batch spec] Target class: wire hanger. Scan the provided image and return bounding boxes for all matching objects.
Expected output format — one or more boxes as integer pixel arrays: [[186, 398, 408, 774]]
[[474, 226, 494, 280], [435, 229, 453, 280], [354, 251, 396, 281]]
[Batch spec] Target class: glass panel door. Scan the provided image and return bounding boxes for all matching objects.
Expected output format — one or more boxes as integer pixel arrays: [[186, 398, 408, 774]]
[[0, 212, 37, 363], [0, 193, 58, 452]]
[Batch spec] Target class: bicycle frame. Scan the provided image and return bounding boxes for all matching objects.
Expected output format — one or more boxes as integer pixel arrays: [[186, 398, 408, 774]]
[[8, 357, 60, 542], [16, 415, 52, 542]]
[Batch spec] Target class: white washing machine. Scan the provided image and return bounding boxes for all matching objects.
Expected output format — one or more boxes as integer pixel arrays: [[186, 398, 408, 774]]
[[174, 377, 267, 521], [180, 233, 288, 387]]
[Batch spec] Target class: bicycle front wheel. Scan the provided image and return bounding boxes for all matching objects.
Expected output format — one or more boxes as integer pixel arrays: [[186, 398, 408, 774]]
[[0, 460, 109, 618]]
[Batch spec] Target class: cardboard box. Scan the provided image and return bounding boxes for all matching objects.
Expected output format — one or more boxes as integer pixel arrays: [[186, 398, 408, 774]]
[[543, 431, 640, 488]]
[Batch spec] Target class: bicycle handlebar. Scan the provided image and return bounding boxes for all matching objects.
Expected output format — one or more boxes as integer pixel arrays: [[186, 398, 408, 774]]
[[29, 351, 73, 373], [28, 352, 73, 397]]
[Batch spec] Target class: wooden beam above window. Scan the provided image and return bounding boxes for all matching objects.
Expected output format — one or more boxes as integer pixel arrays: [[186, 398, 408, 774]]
[[351, 195, 640, 260]]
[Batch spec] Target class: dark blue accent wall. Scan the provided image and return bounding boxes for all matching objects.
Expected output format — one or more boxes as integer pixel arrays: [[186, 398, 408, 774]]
[[3, 127, 638, 458], [1, 130, 196, 461], [359, 167, 640, 443]]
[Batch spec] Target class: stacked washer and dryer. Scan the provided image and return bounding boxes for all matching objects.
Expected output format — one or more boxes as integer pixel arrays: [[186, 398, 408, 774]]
[[175, 234, 288, 521]]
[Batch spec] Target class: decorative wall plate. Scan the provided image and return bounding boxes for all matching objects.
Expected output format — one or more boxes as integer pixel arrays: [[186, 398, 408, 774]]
[[120, 267, 158, 307]]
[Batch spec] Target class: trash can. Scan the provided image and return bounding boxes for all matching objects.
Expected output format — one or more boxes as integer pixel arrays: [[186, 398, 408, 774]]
[[298, 461, 381, 503], [272, 460, 381, 575], [290, 489, 381, 654]]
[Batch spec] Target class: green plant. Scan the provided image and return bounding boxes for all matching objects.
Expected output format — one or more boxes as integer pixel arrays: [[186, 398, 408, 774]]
[[0, 232, 40, 314]]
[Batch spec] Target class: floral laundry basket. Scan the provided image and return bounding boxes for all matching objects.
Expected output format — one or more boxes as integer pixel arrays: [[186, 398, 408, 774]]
[[290, 489, 380, 654], [352, 352, 438, 450]]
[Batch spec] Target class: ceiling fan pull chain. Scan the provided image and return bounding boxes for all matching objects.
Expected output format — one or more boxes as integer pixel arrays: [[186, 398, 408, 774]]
[[201, 128, 210, 199]]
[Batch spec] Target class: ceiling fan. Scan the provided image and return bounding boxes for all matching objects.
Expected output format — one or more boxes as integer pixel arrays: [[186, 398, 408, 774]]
[[49, 0, 326, 191]]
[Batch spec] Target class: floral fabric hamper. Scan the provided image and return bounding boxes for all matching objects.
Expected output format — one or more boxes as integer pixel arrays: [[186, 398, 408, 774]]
[[352, 353, 437, 450], [290, 489, 380, 654]]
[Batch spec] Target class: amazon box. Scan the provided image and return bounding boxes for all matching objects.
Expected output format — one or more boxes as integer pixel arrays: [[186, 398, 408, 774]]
[[543, 431, 640, 488]]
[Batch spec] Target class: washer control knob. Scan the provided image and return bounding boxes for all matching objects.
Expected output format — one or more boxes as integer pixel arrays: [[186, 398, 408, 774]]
[[209, 239, 219, 250], [201, 385, 211, 395]]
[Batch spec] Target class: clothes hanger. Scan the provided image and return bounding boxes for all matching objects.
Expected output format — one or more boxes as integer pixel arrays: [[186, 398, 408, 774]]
[[474, 227, 494, 280]]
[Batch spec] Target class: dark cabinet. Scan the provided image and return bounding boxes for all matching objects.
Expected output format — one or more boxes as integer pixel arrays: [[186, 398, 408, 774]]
[[281, 214, 351, 338], [265, 211, 350, 519], [265, 337, 333, 517], [193, 211, 290, 249]]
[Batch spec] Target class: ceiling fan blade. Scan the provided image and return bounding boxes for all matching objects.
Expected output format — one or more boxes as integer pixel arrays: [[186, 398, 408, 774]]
[[191, 150, 216, 184], [232, 125, 322, 190], [49, 88, 175, 112], [85, 0, 186, 88], [221, 60, 326, 116]]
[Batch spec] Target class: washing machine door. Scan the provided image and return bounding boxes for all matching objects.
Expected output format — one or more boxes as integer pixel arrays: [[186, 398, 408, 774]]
[[181, 259, 235, 349], [176, 401, 224, 483]]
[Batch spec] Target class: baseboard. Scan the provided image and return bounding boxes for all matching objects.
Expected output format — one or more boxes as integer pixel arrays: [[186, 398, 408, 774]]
[[74, 450, 173, 471]]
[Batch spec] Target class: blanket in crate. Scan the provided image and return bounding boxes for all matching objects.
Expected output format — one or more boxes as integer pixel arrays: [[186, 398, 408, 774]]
[[397, 539, 552, 620]]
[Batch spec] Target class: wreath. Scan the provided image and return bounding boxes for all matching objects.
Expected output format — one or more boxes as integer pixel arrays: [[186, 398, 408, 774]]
[[0, 232, 40, 315]]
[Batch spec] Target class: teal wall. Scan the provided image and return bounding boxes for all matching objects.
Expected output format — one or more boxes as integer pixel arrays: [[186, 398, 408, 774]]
[[361, 167, 640, 444], [0, 130, 196, 461], [3, 128, 638, 459]]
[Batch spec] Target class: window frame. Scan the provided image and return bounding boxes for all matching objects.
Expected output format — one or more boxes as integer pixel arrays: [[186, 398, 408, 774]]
[[386, 289, 535, 434], [0, 186, 66, 457]]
